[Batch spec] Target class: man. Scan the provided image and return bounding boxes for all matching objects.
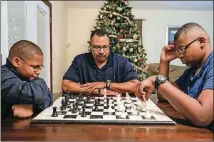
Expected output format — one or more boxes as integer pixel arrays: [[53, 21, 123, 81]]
[[1, 40, 52, 120], [135, 22, 213, 127], [62, 29, 139, 95]]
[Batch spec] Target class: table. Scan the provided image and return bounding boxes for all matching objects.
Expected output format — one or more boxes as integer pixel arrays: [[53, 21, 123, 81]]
[[1, 93, 213, 141]]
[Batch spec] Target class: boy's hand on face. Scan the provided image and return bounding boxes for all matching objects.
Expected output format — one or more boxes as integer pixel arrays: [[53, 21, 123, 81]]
[[12, 104, 33, 118], [160, 44, 179, 63]]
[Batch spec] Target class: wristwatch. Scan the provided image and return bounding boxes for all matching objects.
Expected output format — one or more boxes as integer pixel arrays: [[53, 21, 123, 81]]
[[155, 75, 167, 89], [106, 80, 111, 90]]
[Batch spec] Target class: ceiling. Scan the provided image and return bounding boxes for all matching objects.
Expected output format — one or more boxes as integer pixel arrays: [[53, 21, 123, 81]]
[[65, 1, 213, 11]]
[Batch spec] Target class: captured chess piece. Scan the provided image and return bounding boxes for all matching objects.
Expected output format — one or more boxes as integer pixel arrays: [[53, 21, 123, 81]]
[[52, 107, 58, 117]]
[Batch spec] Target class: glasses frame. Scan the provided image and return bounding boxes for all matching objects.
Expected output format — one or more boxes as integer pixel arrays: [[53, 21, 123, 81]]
[[175, 38, 199, 54], [18, 56, 44, 71], [90, 45, 110, 51]]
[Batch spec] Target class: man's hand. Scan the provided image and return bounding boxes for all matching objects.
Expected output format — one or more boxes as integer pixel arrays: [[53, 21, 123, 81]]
[[12, 104, 33, 118], [91, 82, 106, 90], [135, 76, 156, 102], [160, 44, 179, 63], [80, 83, 95, 94]]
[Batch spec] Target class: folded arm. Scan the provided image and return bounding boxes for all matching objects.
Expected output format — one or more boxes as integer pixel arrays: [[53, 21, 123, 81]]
[[1, 72, 52, 113]]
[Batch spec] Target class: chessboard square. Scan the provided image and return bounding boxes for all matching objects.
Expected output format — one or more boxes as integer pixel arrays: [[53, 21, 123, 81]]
[[86, 104, 93, 107], [116, 115, 128, 119], [86, 106, 93, 109], [76, 115, 90, 120], [57, 111, 67, 115], [85, 108, 92, 112], [129, 115, 142, 120], [91, 111, 103, 115], [90, 115, 103, 119], [115, 112, 127, 116], [85, 112, 91, 115], [97, 106, 104, 109], [141, 116, 155, 120], [103, 115, 116, 120], [63, 115, 77, 119], [103, 112, 115, 115]]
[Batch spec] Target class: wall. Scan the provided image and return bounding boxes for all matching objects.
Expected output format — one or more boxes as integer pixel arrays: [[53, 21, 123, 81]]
[[66, 8, 213, 67], [50, 1, 68, 93]]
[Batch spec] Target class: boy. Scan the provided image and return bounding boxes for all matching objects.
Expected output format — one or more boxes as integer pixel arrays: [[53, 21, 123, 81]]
[[1, 40, 52, 120]]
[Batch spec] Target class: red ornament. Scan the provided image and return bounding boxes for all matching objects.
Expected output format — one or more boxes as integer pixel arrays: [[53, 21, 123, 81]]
[[120, 29, 124, 33], [117, 35, 121, 39]]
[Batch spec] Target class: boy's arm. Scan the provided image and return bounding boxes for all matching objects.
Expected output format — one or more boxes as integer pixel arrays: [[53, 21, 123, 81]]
[[1, 70, 52, 113]]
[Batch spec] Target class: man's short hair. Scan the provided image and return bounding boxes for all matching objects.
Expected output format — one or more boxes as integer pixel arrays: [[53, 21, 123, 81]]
[[90, 29, 110, 41], [8, 40, 43, 60], [174, 22, 208, 41]]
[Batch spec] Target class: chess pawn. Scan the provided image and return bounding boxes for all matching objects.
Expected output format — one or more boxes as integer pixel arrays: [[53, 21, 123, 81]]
[[52, 107, 58, 117]]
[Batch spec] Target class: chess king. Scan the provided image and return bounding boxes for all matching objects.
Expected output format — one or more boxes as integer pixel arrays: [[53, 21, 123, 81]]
[[62, 29, 139, 96]]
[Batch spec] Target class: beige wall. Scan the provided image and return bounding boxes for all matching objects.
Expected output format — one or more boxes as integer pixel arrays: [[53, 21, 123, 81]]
[[66, 8, 213, 67], [50, 1, 68, 93]]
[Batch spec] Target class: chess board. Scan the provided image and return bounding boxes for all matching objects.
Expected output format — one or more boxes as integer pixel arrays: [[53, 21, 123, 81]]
[[31, 95, 176, 125]]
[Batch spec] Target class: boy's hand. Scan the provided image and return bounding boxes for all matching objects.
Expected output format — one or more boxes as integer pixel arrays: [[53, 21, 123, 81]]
[[12, 104, 33, 118], [135, 76, 156, 102], [160, 44, 179, 63]]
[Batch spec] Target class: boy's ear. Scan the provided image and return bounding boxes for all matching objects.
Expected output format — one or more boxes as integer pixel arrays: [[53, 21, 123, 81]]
[[11, 57, 21, 67], [198, 37, 206, 49]]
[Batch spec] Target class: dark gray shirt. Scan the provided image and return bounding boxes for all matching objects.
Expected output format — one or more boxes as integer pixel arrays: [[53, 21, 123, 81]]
[[63, 52, 138, 84], [1, 59, 52, 119]]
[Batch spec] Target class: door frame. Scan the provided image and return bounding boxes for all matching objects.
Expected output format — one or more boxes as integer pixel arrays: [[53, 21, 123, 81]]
[[42, 0, 52, 93]]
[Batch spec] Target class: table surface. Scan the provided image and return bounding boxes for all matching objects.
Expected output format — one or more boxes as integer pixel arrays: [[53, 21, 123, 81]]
[[1, 93, 213, 141]]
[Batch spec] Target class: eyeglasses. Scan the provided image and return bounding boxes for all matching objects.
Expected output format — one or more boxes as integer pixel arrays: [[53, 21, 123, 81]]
[[90, 45, 109, 51], [175, 38, 199, 54], [18, 56, 44, 71]]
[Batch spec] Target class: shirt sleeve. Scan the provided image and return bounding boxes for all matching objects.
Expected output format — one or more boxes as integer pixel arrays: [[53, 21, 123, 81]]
[[1, 69, 52, 113], [120, 58, 138, 82], [63, 56, 80, 83], [202, 65, 214, 90], [175, 68, 189, 90]]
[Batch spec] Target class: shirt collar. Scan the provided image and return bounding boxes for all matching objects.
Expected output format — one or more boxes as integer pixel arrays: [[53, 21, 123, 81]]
[[190, 51, 213, 79], [5, 58, 29, 80], [88, 52, 113, 69]]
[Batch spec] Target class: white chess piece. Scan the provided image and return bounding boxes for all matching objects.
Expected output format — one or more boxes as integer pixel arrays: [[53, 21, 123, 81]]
[[121, 112, 126, 119], [145, 110, 151, 119], [104, 88, 107, 99]]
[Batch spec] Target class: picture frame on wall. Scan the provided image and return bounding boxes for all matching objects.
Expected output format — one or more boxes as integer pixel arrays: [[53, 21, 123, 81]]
[[166, 26, 180, 45]]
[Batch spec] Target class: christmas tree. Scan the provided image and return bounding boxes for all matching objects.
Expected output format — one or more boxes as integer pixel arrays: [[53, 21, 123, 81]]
[[92, 0, 148, 80]]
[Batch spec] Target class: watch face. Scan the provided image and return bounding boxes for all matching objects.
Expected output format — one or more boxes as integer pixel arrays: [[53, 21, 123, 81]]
[[158, 75, 166, 81]]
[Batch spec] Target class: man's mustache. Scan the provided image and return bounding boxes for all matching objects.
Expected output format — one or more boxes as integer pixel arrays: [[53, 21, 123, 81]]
[[96, 55, 106, 58]]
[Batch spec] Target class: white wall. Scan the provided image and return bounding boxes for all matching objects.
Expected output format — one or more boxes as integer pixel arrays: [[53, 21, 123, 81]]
[[50, 1, 68, 93], [133, 10, 213, 66], [66, 8, 213, 67]]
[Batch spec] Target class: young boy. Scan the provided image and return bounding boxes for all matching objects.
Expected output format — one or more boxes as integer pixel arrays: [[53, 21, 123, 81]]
[[1, 40, 52, 120]]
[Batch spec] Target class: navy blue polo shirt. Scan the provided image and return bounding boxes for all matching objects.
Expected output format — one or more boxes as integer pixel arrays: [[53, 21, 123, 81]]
[[175, 51, 213, 99], [63, 52, 138, 84]]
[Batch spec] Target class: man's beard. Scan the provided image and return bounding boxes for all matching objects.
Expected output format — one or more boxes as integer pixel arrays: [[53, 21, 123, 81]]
[[96, 55, 107, 62]]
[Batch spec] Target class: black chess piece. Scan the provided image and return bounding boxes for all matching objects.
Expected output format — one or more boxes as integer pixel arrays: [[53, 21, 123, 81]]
[[81, 108, 86, 117], [107, 98, 110, 105], [52, 107, 58, 117], [98, 88, 101, 97], [86, 96, 90, 103], [61, 98, 66, 110], [97, 98, 101, 105], [61, 98, 65, 105], [72, 107, 77, 113]]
